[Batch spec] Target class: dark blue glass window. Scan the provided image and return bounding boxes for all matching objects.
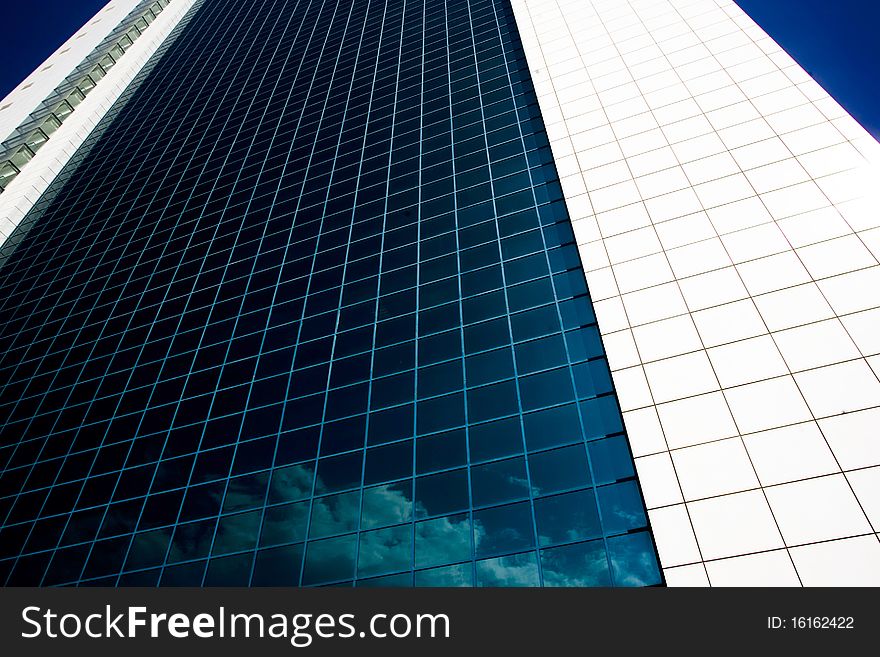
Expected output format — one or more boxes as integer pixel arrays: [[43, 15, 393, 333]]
[[0, 0, 660, 587], [540, 539, 610, 587], [528, 445, 591, 496]]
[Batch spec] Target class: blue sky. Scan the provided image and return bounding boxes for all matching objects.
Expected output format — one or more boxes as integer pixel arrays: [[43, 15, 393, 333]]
[[1, 0, 878, 141], [1, 0, 107, 101], [735, 0, 880, 140]]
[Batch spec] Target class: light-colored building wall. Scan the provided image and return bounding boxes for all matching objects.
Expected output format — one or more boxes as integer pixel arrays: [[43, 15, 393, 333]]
[[511, 0, 880, 585]]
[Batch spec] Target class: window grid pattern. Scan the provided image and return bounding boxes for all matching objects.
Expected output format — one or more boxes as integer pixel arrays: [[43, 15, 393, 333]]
[[0, 0, 660, 587], [511, 0, 880, 586]]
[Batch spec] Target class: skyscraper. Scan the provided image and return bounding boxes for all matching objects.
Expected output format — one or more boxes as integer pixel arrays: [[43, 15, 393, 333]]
[[510, 0, 880, 586], [0, 0, 877, 588]]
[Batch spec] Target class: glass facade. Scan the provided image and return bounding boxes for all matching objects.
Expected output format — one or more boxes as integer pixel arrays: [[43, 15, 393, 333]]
[[0, 0, 660, 587]]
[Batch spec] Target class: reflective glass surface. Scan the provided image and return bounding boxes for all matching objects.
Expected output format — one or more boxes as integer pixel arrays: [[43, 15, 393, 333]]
[[0, 0, 660, 587]]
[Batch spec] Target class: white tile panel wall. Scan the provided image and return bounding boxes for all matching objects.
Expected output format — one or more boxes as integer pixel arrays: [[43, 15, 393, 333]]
[[511, 0, 880, 585], [0, 0, 198, 251]]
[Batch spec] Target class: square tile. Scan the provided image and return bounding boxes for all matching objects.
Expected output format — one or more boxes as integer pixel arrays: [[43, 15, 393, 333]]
[[634, 452, 684, 508], [708, 335, 789, 388], [790, 536, 880, 586], [602, 328, 640, 370], [613, 365, 655, 411], [666, 238, 732, 278], [724, 376, 812, 434], [718, 117, 776, 150], [753, 283, 834, 331], [584, 266, 619, 301], [721, 223, 789, 264], [780, 121, 846, 156], [678, 267, 749, 311], [672, 438, 760, 500], [861, 227, 880, 262], [663, 114, 715, 145], [797, 234, 877, 280], [621, 282, 688, 326], [841, 308, 880, 356], [584, 160, 633, 192], [797, 142, 866, 178], [663, 563, 711, 586], [692, 299, 767, 348], [795, 360, 880, 417], [765, 474, 872, 544], [620, 128, 670, 158], [657, 392, 740, 449], [594, 296, 630, 333], [671, 133, 727, 164], [635, 166, 691, 199], [572, 215, 601, 243], [743, 422, 839, 486], [688, 490, 784, 560], [589, 179, 642, 213], [818, 408, 880, 471], [597, 201, 652, 237], [644, 187, 704, 223], [773, 320, 860, 371], [744, 158, 810, 195], [737, 251, 811, 296], [648, 505, 702, 567], [776, 206, 850, 248], [705, 550, 800, 587], [579, 240, 610, 271], [654, 212, 715, 250], [628, 146, 679, 177], [707, 196, 772, 234], [694, 173, 755, 209], [644, 351, 719, 404], [604, 227, 663, 264], [866, 354, 880, 381], [763, 100, 823, 133], [731, 136, 791, 170], [846, 466, 880, 529], [761, 181, 829, 220], [613, 252, 675, 293], [622, 406, 668, 457], [817, 266, 880, 315], [681, 152, 740, 185], [632, 314, 703, 363]]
